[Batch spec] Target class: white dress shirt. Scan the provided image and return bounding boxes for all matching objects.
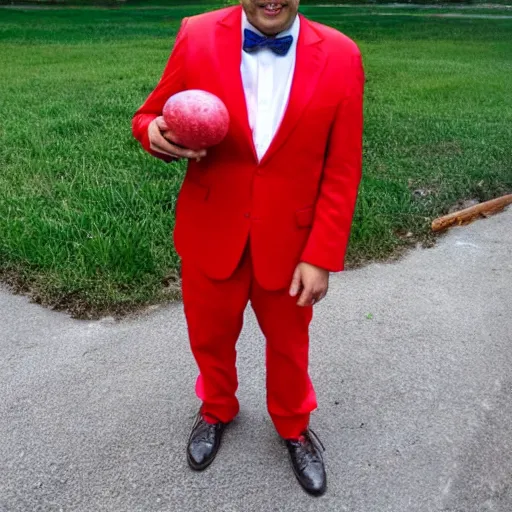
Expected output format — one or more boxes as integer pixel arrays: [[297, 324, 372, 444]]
[[241, 11, 300, 161]]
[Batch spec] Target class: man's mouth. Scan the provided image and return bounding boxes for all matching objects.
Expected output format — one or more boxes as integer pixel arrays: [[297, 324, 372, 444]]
[[259, 3, 286, 17]]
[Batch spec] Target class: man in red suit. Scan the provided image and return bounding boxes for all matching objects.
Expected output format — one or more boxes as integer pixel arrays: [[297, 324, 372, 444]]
[[132, 0, 364, 496]]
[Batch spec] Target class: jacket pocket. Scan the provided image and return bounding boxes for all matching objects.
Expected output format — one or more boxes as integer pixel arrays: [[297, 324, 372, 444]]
[[295, 206, 314, 229]]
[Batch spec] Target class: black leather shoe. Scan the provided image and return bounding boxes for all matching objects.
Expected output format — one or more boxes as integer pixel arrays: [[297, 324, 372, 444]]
[[186, 412, 228, 471], [285, 429, 327, 496]]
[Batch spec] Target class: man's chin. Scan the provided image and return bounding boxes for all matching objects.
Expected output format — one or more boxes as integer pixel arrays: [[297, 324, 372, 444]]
[[254, 17, 289, 36]]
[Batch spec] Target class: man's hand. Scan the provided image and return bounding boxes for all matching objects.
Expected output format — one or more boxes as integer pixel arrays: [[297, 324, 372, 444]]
[[289, 262, 329, 307], [148, 116, 207, 161]]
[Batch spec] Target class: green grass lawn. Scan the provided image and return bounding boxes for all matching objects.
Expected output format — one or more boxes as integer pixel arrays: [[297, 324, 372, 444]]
[[1, 5, 511, 317]]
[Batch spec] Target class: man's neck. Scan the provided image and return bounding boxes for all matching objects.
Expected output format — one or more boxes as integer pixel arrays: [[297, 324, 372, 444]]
[[242, 10, 298, 38]]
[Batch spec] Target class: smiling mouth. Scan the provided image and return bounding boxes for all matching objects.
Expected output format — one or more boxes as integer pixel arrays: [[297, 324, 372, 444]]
[[259, 3, 286, 17]]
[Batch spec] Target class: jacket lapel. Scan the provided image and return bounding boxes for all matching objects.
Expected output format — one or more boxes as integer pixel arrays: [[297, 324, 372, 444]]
[[216, 7, 257, 161], [260, 16, 326, 166]]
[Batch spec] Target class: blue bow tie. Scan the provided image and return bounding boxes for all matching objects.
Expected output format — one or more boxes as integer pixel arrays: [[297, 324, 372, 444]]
[[243, 29, 293, 57]]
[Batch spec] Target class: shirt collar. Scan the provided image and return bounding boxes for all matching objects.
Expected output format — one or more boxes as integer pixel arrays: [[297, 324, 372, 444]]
[[241, 9, 300, 41]]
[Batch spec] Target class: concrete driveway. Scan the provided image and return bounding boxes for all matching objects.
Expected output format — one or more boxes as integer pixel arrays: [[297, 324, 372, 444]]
[[1, 208, 511, 512]]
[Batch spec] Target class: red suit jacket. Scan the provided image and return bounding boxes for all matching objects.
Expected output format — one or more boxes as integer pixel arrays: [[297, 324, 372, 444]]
[[132, 6, 364, 291]]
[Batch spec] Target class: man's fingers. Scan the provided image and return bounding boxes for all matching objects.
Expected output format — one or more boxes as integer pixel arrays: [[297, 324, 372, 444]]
[[297, 287, 314, 307], [161, 130, 207, 159], [148, 120, 207, 160], [164, 143, 205, 160], [150, 133, 185, 156], [313, 291, 327, 305], [151, 134, 206, 160], [289, 267, 302, 297], [154, 116, 170, 131], [297, 287, 328, 307], [149, 140, 179, 158], [290, 263, 329, 307], [148, 124, 177, 156]]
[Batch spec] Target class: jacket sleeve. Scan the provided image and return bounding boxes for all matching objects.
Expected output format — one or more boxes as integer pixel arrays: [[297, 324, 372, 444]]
[[300, 49, 365, 271], [131, 18, 189, 162]]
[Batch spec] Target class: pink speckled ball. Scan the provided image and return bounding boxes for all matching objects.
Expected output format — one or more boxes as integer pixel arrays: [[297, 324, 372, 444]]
[[162, 90, 230, 151]]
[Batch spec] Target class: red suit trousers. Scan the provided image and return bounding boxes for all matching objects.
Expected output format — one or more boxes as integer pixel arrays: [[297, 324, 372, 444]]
[[181, 245, 318, 439]]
